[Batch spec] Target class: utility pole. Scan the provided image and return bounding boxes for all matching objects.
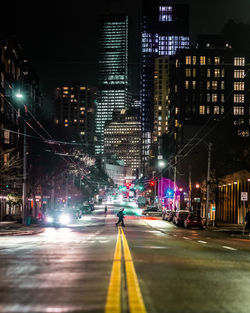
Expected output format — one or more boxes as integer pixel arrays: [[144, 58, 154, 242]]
[[22, 120, 27, 225], [189, 165, 192, 210], [206, 142, 212, 228], [173, 155, 177, 209], [51, 173, 55, 211]]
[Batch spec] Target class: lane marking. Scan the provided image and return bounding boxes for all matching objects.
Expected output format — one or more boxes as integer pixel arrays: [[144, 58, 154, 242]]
[[120, 227, 148, 313], [222, 246, 237, 251], [198, 240, 207, 244], [183, 237, 191, 240], [105, 228, 121, 313]]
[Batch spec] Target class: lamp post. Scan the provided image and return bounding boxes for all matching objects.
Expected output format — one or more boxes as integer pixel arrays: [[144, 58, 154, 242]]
[[158, 159, 166, 209], [15, 92, 27, 225]]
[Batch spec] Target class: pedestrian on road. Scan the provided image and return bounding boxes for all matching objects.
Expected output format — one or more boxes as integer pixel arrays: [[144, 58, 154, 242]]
[[116, 208, 125, 227], [245, 206, 250, 236], [104, 205, 108, 216]]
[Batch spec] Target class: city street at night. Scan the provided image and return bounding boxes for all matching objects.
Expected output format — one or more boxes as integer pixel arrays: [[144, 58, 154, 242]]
[[1, 201, 250, 313]]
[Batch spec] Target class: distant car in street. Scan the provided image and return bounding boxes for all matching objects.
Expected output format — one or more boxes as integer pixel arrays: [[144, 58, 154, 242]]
[[80, 205, 92, 214], [45, 210, 71, 226], [184, 213, 203, 229], [142, 206, 162, 217], [173, 210, 190, 226]]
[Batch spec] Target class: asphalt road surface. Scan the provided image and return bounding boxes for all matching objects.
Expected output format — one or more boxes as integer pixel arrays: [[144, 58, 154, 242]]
[[0, 200, 250, 313]]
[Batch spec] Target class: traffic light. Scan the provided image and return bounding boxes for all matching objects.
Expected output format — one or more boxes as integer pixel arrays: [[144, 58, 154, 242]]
[[126, 183, 131, 189], [150, 180, 155, 187]]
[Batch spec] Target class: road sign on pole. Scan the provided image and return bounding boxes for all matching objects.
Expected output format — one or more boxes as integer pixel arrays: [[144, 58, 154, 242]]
[[241, 192, 248, 202]]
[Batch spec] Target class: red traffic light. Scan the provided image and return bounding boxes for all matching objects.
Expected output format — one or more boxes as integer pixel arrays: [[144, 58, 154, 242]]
[[126, 183, 131, 188], [150, 181, 155, 186]]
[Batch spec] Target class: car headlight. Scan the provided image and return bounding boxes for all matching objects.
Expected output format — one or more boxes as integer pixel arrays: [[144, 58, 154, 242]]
[[59, 214, 70, 225], [46, 216, 53, 223]]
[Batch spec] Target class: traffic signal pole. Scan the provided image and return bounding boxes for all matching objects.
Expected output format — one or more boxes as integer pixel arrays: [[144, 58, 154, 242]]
[[206, 143, 212, 228]]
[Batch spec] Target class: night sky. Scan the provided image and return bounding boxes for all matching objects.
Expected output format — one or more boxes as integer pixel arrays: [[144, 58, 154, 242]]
[[1, 0, 250, 103]]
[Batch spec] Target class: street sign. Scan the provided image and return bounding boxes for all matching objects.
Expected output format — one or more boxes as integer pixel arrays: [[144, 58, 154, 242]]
[[241, 192, 248, 201]]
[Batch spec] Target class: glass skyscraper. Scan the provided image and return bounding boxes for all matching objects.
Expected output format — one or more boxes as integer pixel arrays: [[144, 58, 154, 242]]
[[140, 0, 189, 172], [95, 14, 129, 155]]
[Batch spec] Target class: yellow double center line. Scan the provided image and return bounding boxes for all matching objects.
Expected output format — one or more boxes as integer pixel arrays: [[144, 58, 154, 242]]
[[105, 227, 147, 313]]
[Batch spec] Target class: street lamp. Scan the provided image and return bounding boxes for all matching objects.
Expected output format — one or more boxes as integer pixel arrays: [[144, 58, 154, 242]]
[[15, 91, 28, 225]]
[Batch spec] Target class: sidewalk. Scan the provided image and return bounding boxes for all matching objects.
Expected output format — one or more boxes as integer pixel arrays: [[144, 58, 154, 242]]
[[0, 221, 44, 236], [208, 223, 250, 239]]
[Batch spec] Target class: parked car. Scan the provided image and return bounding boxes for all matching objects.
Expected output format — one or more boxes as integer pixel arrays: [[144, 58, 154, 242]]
[[142, 206, 162, 217], [173, 210, 190, 226], [184, 213, 203, 229], [167, 211, 177, 222], [162, 209, 171, 220]]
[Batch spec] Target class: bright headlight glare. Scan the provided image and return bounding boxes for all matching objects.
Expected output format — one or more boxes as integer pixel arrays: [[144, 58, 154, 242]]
[[59, 214, 70, 225], [47, 216, 53, 223]]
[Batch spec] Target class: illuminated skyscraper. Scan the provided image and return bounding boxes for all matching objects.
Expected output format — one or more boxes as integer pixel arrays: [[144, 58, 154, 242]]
[[95, 14, 129, 155], [140, 0, 189, 172]]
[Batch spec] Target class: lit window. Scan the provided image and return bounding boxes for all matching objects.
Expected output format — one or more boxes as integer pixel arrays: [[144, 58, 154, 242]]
[[200, 56, 206, 65], [4, 153, 10, 165], [185, 81, 189, 89], [215, 57, 220, 65], [234, 82, 244, 91], [214, 106, 220, 114], [221, 94, 225, 102], [159, 6, 172, 22], [212, 81, 217, 90], [186, 56, 191, 65], [4, 130, 10, 144], [207, 81, 210, 90], [233, 106, 244, 115], [234, 57, 245, 66], [193, 69, 196, 77], [207, 94, 211, 102], [234, 70, 245, 78], [221, 81, 225, 90], [192, 81, 196, 89], [206, 106, 210, 114], [192, 56, 196, 65], [212, 94, 217, 102], [199, 105, 205, 115], [234, 94, 244, 103], [207, 69, 211, 77], [186, 68, 191, 77], [214, 69, 220, 77]]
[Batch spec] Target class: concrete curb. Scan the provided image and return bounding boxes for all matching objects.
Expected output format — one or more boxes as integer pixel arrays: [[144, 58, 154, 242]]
[[0, 228, 45, 236]]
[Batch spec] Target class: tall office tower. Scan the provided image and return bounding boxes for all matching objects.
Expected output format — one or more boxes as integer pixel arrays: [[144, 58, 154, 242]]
[[140, 0, 189, 172], [153, 56, 170, 151], [55, 84, 96, 155], [95, 14, 129, 155]]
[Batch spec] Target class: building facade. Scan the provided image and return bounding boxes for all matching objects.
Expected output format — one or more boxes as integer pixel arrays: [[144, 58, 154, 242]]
[[140, 0, 189, 171], [55, 84, 96, 155], [169, 46, 250, 156], [104, 108, 141, 176], [217, 170, 250, 224], [95, 14, 129, 155], [0, 36, 43, 220]]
